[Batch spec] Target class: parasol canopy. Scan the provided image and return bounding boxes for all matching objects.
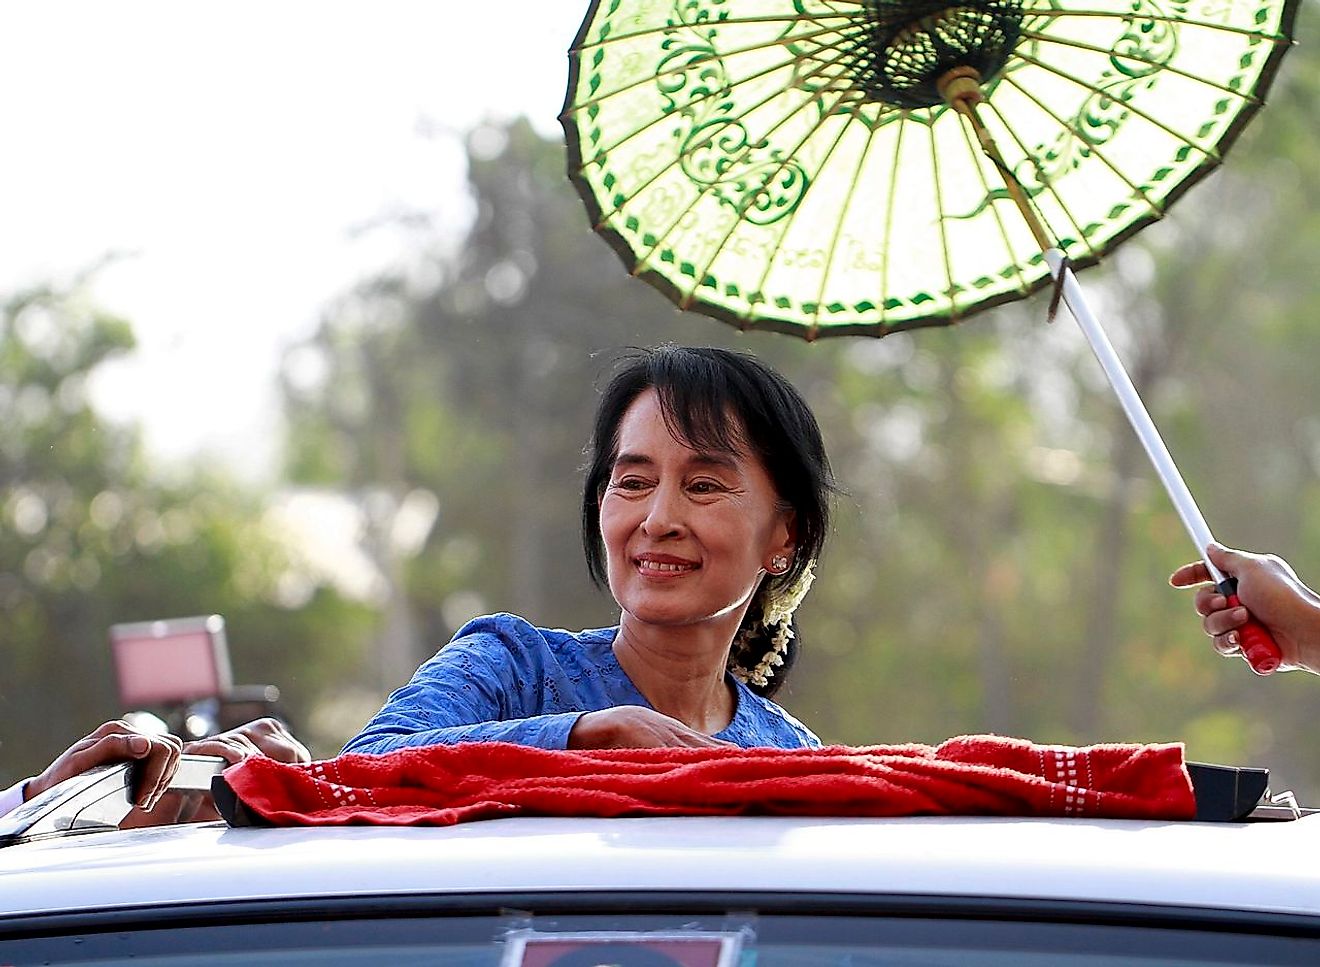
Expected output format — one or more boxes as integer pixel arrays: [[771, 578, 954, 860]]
[[561, 0, 1299, 339]]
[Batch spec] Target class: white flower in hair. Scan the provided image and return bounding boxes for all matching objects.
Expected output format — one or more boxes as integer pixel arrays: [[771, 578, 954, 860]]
[[762, 560, 816, 627], [737, 560, 817, 687]]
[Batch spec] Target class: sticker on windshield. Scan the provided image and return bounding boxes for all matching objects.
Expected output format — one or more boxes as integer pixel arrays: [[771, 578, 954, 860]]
[[501, 930, 743, 967]]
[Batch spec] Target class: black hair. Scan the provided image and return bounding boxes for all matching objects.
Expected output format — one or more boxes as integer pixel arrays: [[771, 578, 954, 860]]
[[581, 345, 836, 697]]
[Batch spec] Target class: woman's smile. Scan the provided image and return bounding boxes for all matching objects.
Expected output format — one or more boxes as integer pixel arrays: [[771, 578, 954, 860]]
[[634, 553, 700, 577]]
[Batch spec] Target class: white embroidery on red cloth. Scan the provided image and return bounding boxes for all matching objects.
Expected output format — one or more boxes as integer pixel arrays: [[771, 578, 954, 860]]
[[1039, 748, 1052, 812], [311, 762, 331, 809], [1050, 748, 1089, 817], [311, 761, 361, 808]]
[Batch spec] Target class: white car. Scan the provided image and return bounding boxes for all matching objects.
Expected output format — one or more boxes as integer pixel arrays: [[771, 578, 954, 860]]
[[1, 756, 1318, 964]]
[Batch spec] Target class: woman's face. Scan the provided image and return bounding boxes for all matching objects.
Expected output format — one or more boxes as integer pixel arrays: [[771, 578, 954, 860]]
[[599, 389, 794, 634]]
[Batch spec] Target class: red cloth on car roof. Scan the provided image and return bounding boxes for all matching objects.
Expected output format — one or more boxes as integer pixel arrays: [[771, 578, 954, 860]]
[[216, 734, 1196, 827]]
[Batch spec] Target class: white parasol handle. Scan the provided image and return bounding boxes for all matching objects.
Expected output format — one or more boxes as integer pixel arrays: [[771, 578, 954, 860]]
[[1045, 249, 1283, 670], [1042, 250, 1219, 578], [1043, 249, 1282, 674]]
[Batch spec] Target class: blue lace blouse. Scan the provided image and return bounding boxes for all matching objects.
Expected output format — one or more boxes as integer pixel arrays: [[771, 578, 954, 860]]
[[342, 613, 820, 754]]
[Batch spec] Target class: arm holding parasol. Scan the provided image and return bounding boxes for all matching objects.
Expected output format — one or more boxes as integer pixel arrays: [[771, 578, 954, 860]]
[[1171, 543, 1320, 676]]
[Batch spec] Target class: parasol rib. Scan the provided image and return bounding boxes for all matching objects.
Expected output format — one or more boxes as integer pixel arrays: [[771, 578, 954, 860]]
[[596, 51, 842, 257], [741, 155, 824, 332], [565, 17, 862, 118], [1017, 30, 1265, 104], [979, 93, 1100, 261], [727, 59, 885, 327], [795, 124, 861, 338], [571, 47, 817, 170], [570, 8, 869, 54], [940, 72, 1054, 252], [996, 71, 1175, 214], [578, 34, 889, 230], [684, 79, 859, 317], [928, 107, 963, 322], [1015, 7, 1292, 42], [953, 105, 1031, 297], [809, 119, 884, 332], [1011, 51, 1226, 162], [624, 39, 861, 280], [878, 111, 907, 330], [580, 89, 824, 234]]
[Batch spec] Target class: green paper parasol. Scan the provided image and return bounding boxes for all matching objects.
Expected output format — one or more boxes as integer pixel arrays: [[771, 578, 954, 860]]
[[561, 0, 1298, 339]]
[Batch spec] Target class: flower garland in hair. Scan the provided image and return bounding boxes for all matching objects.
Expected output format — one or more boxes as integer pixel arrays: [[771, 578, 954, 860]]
[[733, 560, 817, 688]]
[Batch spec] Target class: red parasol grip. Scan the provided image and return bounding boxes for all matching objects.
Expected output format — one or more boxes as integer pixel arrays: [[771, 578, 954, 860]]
[[1221, 587, 1283, 676]]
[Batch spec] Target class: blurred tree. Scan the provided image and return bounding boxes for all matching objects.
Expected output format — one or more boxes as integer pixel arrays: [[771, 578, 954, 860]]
[[282, 119, 842, 688], [0, 281, 375, 785]]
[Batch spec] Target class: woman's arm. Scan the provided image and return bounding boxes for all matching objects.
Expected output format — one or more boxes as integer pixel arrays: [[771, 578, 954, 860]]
[[344, 709, 586, 754], [341, 631, 587, 754]]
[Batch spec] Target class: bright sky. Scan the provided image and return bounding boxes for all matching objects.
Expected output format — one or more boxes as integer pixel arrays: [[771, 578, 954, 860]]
[[1, 0, 588, 480]]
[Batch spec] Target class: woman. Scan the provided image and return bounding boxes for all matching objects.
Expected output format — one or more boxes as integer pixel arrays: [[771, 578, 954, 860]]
[[344, 346, 835, 752]]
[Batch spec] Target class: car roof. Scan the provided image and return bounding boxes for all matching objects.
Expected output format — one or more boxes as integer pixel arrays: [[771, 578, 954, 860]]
[[2, 813, 1319, 921]]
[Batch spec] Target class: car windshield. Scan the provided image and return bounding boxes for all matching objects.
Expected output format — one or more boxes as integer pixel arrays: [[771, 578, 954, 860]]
[[5, 912, 1316, 966]]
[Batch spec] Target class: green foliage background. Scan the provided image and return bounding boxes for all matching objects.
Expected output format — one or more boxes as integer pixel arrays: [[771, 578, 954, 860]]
[[5, 32, 1320, 802], [0, 285, 376, 776]]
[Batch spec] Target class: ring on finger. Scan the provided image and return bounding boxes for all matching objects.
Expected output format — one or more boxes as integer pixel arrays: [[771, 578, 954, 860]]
[[1213, 631, 1241, 656]]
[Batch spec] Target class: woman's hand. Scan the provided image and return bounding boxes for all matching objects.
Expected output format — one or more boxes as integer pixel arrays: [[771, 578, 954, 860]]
[[1169, 542, 1320, 675], [25, 720, 183, 809], [568, 706, 738, 749]]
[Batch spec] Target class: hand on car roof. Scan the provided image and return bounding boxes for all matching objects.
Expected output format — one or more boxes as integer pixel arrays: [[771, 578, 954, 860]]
[[119, 718, 311, 828], [25, 720, 183, 810]]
